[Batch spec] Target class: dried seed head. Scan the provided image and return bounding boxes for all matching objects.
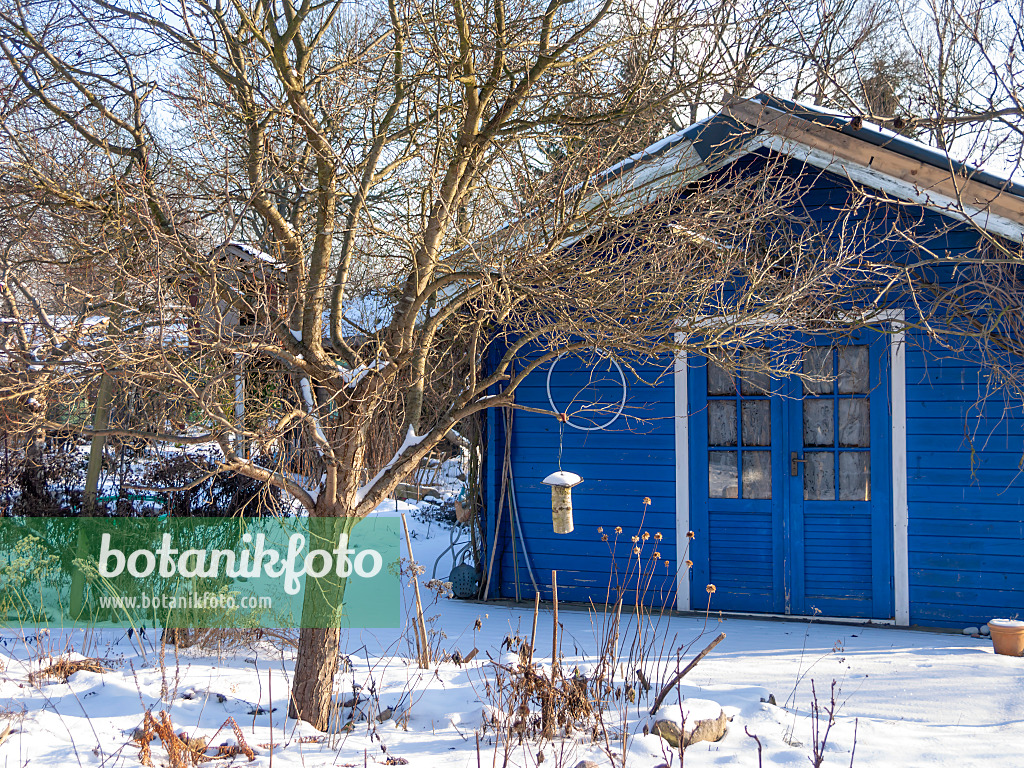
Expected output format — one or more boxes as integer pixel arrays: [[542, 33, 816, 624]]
[[686, 531, 695, 539], [631, 535, 639, 543], [706, 584, 717, 594], [653, 551, 661, 559], [642, 531, 650, 541], [601, 534, 608, 542], [597, 526, 603, 533], [633, 546, 641, 555], [685, 559, 693, 568], [614, 526, 622, 534], [642, 496, 652, 506], [653, 532, 662, 541]]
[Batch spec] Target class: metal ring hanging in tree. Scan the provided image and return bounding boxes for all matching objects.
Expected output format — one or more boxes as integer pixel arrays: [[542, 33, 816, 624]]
[[545, 350, 627, 431]]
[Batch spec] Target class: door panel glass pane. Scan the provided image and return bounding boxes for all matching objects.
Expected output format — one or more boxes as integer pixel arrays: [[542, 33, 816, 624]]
[[741, 400, 771, 446], [839, 399, 870, 447], [708, 401, 737, 446], [803, 347, 834, 394], [707, 361, 734, 396], [742, 451, 772, 499], [804, 451, 835, 500], [803, 400, 835, 447], [839, 452, 871, 500], [740, 349, 770, 395], [838, 346, 869, 394], [709, 452, 739, 498]]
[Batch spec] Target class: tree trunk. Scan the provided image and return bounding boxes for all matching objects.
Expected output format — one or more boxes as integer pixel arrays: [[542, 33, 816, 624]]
[[288, 513, 354, 729], [71, 370, 115, 619], [21, 426, 47, 500], [289, 625, 342, 729], [404, 383, 424, 434]]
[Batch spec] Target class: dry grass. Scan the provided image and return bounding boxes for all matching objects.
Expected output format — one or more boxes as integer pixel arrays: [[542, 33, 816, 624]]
[[161, 627, 299, 660], [476, 505, 724, 767], [134, 711, 256, 767], [485, 637, 600, 742], [161, 628, 269, 652], [28, 657, 108, 684]]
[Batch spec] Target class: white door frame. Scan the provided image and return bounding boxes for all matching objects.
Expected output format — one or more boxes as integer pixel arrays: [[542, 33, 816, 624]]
[[673, 334, 691, 610], [673, 314, 910, 625]]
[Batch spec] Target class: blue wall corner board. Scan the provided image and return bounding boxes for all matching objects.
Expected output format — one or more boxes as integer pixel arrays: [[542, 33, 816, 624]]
[[481, 95, 1024, 629]]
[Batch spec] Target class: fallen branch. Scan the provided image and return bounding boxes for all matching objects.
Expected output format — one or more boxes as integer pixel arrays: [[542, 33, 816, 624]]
[[649, 633, 726, 716]]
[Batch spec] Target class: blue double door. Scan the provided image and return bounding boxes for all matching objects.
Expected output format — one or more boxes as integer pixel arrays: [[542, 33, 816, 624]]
[[688, 330, 894, 619]]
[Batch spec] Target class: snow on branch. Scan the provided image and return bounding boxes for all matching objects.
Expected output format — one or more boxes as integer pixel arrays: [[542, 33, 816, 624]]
[[337, 359, 389, 389], [298, 377, 330, 450], [354, 425, 426, 505]]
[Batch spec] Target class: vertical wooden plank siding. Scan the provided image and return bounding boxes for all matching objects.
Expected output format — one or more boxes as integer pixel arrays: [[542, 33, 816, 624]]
[[905, 332, 1024, 627], [494, 351, 679, 606]]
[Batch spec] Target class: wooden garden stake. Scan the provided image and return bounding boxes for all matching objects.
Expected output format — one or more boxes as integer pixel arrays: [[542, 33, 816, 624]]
[[401, 513, 431, 668], [528, 591, 541, 664], [551, 570, 559, 678]]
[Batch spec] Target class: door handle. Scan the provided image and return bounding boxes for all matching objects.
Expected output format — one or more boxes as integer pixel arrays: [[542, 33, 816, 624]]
[[790, 452, 807, 476]]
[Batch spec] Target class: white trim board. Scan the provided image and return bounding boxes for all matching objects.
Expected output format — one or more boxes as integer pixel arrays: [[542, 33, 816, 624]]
[[890, 312, 910, 625], [673, 333, 691, 611], [755, 134, 1024, 243], [673, 318, 910, 623]]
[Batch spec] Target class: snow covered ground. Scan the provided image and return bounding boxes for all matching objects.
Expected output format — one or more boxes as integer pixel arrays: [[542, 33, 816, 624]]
[[1, 510, 1021, 768]]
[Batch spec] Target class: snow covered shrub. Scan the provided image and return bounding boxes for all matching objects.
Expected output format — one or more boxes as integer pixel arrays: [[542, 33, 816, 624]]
[[407, 496, 457, 530]]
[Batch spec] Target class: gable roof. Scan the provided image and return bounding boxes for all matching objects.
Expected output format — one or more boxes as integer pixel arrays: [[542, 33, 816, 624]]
[[752, 95, 1024, 198], [590, 95, 1024, 243]]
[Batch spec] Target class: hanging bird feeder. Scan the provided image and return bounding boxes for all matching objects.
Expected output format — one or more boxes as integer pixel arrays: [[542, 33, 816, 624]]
[[542, 471, 583, 534]]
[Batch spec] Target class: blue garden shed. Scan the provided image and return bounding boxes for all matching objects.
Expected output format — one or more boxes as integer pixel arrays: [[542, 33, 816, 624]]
[[482, 95, 1024, 629]]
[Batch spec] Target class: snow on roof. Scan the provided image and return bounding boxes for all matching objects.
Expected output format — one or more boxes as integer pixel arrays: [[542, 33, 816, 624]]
[[340, 289, 394, 336], [563, 94, 1024, 243], [221, 103, 1024, 338], [591, 94, 1024, 202], [753, 94, 1024, 200], [223, 241, 283, 267]]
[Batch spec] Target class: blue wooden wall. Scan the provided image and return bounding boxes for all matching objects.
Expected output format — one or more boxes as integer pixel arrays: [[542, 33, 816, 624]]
[[483, 149, 1024, 628], [906, 333, 1024, 627], [485, 350, 679, 608]]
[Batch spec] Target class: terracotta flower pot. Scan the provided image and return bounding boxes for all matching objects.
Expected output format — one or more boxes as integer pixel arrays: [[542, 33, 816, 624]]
[[988, 619, 1024, 656]]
